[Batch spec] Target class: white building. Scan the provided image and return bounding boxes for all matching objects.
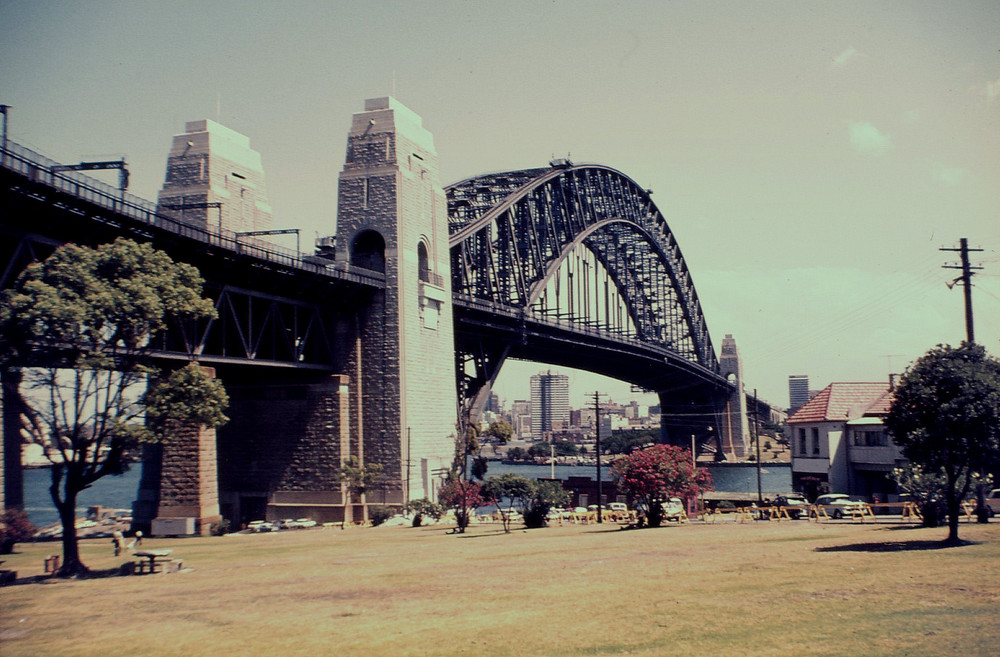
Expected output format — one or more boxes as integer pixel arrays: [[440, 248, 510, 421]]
[[530, 371, 569, 439], [788, 382, 906, 501]]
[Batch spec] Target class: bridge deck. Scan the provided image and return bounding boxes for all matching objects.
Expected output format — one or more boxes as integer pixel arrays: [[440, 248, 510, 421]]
[[0, 141, 384, 289]]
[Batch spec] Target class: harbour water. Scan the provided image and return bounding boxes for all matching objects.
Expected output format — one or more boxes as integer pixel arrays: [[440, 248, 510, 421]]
[[23, 467, 142, 529], [22, 460, 791, 527]]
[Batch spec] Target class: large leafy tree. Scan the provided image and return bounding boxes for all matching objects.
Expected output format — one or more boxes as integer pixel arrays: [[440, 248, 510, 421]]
[[885, 343, 1000, 543], [0, 238, 226, 576], [612, 444, 713, 527]]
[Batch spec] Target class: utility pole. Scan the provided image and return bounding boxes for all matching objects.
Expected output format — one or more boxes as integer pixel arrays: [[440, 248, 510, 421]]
[[0, 104, 9, 165], [753, 389, 762, 504], [941, 238, 983, 344], [593, 391, 606, 523]]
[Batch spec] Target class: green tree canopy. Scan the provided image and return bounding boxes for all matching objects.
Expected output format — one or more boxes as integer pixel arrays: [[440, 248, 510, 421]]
[[482, 419, 513, 445], [885, 343, 1000, 542], [521, 480, 571, 529], [481, 472, 535, 533], [0, 238, 224, 576], [603, 429, 658, 455]]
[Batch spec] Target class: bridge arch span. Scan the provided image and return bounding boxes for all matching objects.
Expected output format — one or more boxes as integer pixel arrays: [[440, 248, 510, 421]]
[[446, 163, 724, 429]]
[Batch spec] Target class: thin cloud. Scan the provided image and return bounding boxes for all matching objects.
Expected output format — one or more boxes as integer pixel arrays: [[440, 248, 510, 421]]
[[934, 166, 965, 186], [830, 46, 861, 69], [849, 122, 892, 155], [903, 109, 920, 124], [987, 78, 1000, 102]]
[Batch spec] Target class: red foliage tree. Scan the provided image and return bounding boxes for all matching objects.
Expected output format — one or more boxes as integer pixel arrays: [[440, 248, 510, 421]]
[[612, 444, 713, 527], [437, 478, 484, 533], [0, 509, 37, 554]]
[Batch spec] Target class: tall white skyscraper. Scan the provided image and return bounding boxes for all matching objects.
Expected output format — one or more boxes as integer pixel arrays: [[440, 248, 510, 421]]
[[530, 371, 570, 439]]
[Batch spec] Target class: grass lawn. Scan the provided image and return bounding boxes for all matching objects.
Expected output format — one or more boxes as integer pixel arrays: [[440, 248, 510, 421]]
[[1, 519, 998, 657]]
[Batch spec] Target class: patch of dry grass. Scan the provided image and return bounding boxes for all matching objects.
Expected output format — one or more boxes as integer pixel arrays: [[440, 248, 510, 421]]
[[1, 521, 998, 656]]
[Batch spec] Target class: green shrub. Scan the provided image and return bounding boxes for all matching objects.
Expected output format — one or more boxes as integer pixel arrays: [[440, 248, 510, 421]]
[[368, 505, 396, 527], [405, 498, 443, 527]]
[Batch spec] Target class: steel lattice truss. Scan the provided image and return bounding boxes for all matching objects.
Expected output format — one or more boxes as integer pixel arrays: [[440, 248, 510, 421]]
[[448, 164, 718, 369], [152, 286, 340, 368]]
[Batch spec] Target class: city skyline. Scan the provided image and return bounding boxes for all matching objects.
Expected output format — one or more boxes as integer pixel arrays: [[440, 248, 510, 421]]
[[3, 1, 998, 405]]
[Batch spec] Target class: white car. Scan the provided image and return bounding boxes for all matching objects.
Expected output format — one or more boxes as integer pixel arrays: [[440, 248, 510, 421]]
[[663, 497, 686, 521], [247, 520, 276, 533], [813, 493, 866, 519]]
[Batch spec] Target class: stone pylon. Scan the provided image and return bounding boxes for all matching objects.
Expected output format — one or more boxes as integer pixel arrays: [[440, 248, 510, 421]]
[[157, 119, 273, 233], [133, 365, 221, 536], [718, 334, 750, 459], [335, 97, 457, 505]]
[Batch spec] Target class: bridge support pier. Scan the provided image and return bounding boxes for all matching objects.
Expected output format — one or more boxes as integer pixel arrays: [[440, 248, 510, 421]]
[[133, 366, 222, 536], [217, 372, 352, 527], [1, 368, 25, 512], [717, 334, 750, 459]]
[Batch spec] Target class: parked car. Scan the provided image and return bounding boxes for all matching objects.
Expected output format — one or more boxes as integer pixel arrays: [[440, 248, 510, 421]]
[[606, 502, 629, 514], [773, 494, 809, 519], [984, 489, 1000, 517], [812, 493, 866, 519], [247, 520, 276, 533], [663, 497, 686, 521]]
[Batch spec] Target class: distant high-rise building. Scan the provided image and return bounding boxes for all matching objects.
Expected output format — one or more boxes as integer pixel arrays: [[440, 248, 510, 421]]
[[788, 375, 810, 413], [530, 371, 570, 439], [510, 400, 532, 440]]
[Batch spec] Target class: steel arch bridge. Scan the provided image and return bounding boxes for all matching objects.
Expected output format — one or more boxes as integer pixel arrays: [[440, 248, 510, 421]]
[[447, 162, 730, 438]]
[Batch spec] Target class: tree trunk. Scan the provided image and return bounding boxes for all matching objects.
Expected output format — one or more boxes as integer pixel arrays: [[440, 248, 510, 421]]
[[56, 493, 88, 576], [946, 495, 961, 545], [975, 483, 989, 524]]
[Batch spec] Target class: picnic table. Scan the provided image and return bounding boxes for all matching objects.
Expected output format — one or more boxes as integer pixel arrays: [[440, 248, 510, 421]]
[[133, 549, 175, 574]]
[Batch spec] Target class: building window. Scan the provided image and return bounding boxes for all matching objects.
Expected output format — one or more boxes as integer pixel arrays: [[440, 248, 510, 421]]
[[853, 430, 888, 447], [418, 241, 430, 282], [811, 427, 820, 455], [798, 428, 807, 455]]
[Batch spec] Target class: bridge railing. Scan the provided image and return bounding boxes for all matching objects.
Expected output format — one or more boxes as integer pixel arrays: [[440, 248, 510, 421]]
[[1, 141, 385, 288]]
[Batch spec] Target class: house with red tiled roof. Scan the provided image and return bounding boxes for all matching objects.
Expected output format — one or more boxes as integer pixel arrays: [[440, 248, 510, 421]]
[[788, 382, 906, 501]]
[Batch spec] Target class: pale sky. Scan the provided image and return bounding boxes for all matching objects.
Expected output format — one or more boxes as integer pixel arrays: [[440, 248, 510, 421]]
[[2, 1, 998, 409]]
